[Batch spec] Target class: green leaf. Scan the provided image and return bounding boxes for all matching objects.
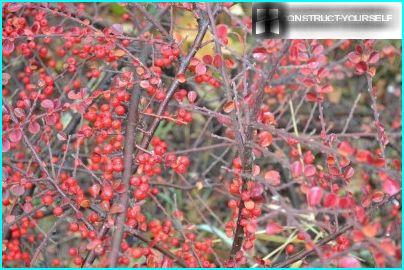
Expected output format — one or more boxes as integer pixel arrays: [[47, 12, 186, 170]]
[[109, 3, 128, 16], [291, 260, 303, 268], [256, 233, 304, 244], [197, 224, 232, 247]]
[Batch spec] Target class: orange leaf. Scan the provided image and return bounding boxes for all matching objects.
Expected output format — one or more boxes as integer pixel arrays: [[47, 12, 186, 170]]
[[223, 101, 235, 113]]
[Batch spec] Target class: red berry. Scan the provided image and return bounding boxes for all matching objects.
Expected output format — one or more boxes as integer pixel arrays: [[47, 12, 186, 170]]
[[53, 206, 63, 217], [286, 244, 295, 255]]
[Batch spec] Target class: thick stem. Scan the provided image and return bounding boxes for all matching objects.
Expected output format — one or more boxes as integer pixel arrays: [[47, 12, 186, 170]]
[[108, 85, 141, 267]]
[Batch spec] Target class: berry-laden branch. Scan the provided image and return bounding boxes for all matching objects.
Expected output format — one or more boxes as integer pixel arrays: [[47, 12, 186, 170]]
[[108, 76, 142, 267], [2, 3, 401, 268], [135, 5, 221, 157], [228, 40, 291, 264], [81, 44, 150, 267], [126, 228, 188, 267], [108, 6, 222, 267], [3, 102, 95, 232]]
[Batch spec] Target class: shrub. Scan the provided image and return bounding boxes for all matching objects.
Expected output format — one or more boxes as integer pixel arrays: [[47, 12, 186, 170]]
[[2, 3, 402, 268]]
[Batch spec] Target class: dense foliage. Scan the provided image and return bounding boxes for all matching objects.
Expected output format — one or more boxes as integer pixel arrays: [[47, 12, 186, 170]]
[[2, 3, 402, 268]]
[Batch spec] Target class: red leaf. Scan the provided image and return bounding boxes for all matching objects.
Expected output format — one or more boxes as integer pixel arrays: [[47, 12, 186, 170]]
[[316, 84, 333, 94], [337, 256, 361, 268], [348, 51, 361, 64], [307, 60, 319, 69], [7, 3, 22, 12], [302, 78, 315, 87], [110, 203, 124, 214], [305, 92, 318, 102], [253, 165, 260, 176], [41, 99, 54, 110], [3, 73, 10, 85], [150, 77, 160, 85], [375, 121, 389, 147], [312, 44, 324, 56], [343, 166, 355, 179], [216, 24, 228, 45], [57, 132, 67, 141], [258, 131, 273, 147], [68, 90, 83, 100], [368, 51, 380, 64], [23, 202, 33, 213], [5, 215, 15, 224], [86, 239, 102, 250], [202, 55, 213, 65], [140, 80, 150, 89], [3, 138, 10, 152], [195, 63, 207, 75], [371, 191, 384, 203], [307, 186, 323, 207], [216, 24, 228, 38], [264, 170, 281, 186], [3, 39, 15, 56], [265, 222, 283, 235], [216, 115, 231, 126], [28, 121, 40, 134], [225, 58, 236, 69], [187, 91, 197, 103], [355, 61, 368, 74], [45, 114, 57, 125], [10, 185, 25, 196], [14, 108, 25, 118], [9, 129, 22, 143], [338, 141, 355, 157], [383, 179, 400, 196], [253, 47, 267, 62], [213, 54, 222, 68], [176, 73, 186, 83], [80, 199, 90, 209], [304, 164, 316, 177], [323, 193, 339, 208], [290, 161, 302, 178], [250, 183, 264, 198]]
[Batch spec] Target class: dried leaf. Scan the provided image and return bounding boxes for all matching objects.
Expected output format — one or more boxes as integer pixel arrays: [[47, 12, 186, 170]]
[[110, 203, 124, 214], [114, 49, 126, 57], [223, 101, 235, 113], [80, 199, 90, 208]]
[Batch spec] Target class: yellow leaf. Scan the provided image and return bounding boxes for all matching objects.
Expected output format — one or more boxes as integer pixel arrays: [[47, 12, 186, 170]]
[[114, 49, 126, 57]]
